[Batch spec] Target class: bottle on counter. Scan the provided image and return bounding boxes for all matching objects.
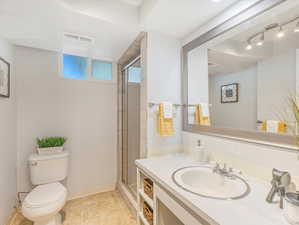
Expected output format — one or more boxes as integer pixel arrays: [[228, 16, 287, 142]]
[[193, 140, 209, 164]]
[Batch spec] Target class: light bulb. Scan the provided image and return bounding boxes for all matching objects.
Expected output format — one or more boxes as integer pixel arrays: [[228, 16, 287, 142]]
[[246, 41, 252, 50], [256, 41, 263, 46], [277, 26, 285, 38], [256, 33, 264, 46]]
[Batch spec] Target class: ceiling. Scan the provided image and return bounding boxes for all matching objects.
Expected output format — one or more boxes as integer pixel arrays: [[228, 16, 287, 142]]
[[209, 5, 299, 76], [0, 0, 241, 60], [141, 0, 240, 38]]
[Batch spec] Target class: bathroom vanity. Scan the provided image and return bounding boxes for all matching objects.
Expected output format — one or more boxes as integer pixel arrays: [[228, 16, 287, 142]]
[[135, 154, 290, 225]]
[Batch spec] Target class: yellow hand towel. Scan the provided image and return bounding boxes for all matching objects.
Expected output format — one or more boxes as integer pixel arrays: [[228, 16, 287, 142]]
[[194, 104, 211, 126], [261, 120, 286, 133], [278, 121, 286, 133], [261, 121, 267, 131], [157, 103, 174, 136], [194, 105, 201, 125]]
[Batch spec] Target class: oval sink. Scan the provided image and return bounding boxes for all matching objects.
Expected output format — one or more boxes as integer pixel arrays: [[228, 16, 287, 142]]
[[172, 166, 250, 200]]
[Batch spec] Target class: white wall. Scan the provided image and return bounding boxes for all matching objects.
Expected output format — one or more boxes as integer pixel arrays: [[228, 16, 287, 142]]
[[188, 47, 209, 104], [15, 46, 117, 199], [257, 49, 296, 122], [146, 32, 182, 156], [209, 65, 257, 131], [0, 39, 17, 225]]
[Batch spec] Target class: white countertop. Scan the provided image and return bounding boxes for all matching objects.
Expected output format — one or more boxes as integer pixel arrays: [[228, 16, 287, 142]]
[[135, 154, 290, 225]]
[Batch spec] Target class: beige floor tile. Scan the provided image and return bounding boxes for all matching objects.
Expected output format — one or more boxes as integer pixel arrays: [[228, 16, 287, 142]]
[[11, 191, 136, 225]]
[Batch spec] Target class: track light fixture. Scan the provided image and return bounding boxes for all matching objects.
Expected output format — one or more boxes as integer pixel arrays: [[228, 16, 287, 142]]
[[244, 16, 299, 50]]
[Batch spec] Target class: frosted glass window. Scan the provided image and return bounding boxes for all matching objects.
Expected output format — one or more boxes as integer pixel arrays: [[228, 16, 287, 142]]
[[128, 66, 141, 83], [92, 60, 113, 81], [63, 54, 88, 80]]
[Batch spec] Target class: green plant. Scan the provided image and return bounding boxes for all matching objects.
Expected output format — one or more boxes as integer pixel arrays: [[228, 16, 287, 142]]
[[290, 97, 299, 150], [37, 137, 67, 148]]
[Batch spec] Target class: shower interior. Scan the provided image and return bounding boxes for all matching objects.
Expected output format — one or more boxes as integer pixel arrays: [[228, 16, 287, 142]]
[[121, 57, 141, 198]]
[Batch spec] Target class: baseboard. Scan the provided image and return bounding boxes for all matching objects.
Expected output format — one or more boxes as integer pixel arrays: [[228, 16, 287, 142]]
[[117, 182, 137, 216], [67, 184, 116, 200]]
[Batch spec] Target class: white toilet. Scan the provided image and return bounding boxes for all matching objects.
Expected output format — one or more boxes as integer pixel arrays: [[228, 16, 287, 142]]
[[22, 151, 69, 225]]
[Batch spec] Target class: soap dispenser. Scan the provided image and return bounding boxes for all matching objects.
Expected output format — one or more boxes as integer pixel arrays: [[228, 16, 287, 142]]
[[194, 140, 209, 163]]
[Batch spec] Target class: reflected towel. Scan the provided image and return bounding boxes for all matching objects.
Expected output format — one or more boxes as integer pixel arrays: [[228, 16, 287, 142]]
[[261, 120, 286, 133], [162, 102, 173, 118], [194, 105, 200, 125], [194, 104, 211, 126], [188, 106, 196, 124], [157, 103, 174, 136]]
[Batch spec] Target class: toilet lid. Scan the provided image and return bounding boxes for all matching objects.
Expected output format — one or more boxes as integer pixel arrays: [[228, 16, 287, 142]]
[[24, 182, 67, 208]]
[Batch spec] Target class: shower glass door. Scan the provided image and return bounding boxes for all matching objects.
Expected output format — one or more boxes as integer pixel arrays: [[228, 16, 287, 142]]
[[122, 57, 141, 198]]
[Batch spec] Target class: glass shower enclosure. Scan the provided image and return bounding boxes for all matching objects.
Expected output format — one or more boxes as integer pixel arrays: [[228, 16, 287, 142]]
[[121, 57, 141, 198]]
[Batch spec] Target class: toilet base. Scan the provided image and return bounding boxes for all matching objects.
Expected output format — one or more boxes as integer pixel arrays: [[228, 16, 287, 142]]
[[34, 213, 62, 225]]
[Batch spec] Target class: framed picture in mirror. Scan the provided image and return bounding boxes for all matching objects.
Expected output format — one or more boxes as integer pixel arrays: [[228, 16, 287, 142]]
[[221, 83, 238, 103], [0, 57, 10, 98]]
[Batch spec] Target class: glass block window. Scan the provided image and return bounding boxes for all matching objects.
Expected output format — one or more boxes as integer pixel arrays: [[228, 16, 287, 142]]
[[63, 54, 88, 80], [92, 60, 113, 81], [128, 66, 141, 83]]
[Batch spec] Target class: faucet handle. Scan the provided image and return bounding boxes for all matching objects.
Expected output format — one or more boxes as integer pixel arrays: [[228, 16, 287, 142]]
[[228, 167, 242, 175], [266, 168, 291, 207], [271, 168, 291, 187], [280, 172, 291, 187], [213, 163, 220, 173]]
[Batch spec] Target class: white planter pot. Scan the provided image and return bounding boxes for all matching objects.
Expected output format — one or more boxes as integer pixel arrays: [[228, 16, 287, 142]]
[[37, 146, 64, 155]]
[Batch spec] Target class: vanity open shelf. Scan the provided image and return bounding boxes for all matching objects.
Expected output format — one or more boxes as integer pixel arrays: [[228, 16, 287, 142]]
[[137, 169, 156, 225], [139, 189, 154, 209], [137, 168, 189, 225]]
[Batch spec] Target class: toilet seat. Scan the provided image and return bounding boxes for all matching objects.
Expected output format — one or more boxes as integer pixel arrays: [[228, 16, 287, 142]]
[[22, 182, 67, 222], [24, 182, 67, 208]]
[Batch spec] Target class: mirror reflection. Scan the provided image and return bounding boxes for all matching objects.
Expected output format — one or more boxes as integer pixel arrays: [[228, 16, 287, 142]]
[[188, 7, 299, 135]]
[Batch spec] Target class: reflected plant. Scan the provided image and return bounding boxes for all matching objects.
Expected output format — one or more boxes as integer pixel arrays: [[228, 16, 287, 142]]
[[289, 97, 299, 150]]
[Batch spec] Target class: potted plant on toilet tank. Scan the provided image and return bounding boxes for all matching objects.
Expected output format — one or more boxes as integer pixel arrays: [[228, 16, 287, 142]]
[[36, 136, 67, 155]]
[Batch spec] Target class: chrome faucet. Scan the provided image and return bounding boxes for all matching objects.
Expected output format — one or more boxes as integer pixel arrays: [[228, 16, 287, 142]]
[[213, 163, 233, 177], [266, 168, 291, 209]]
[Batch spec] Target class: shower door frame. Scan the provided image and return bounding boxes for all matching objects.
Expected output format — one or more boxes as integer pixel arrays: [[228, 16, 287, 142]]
[[121, 55, 141, 196]]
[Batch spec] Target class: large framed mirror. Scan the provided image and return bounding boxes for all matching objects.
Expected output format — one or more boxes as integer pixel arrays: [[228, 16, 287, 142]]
[[182, 0, 299, 150]]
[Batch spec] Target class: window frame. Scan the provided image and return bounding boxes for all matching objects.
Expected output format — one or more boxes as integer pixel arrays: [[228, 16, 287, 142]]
[[59, 52, 116, 83]]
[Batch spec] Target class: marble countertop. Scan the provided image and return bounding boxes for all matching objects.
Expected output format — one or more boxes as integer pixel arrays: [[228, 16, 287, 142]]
[[135, 154, 291, 225]]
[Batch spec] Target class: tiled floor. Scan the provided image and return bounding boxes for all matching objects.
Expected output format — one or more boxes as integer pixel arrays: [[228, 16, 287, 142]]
[[13, 191, 137, 225]]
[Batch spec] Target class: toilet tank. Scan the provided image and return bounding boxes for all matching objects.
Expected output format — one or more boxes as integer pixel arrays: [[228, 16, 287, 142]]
[[28, 151, 69, 185]]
